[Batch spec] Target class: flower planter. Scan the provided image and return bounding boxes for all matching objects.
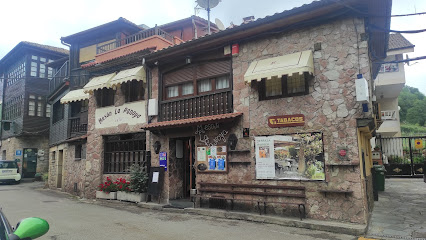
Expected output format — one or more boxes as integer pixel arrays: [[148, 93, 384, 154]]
[[117, 191, 146, 203], [96, 191, 117, 200]]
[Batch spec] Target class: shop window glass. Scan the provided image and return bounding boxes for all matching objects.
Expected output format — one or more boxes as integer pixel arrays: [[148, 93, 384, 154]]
[[265, 76, 282, 97]]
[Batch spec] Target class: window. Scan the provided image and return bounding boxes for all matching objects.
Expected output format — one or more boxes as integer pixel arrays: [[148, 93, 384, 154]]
[[95, 88, 115, 107], [259, 73, 309, 101], [6, 57, 25, 86], [46, 104, 51, 118], [122, 80, 144, 103], [29, 55, 51, 78], [167, 86, 179, 98], [70, 100, 88, 117], [75, 144, 85, 160], [37, 97, 43, 116], [198, 79, 212, 93], [182, 82, 194, 95], [28, 95, 36, 116], [4, 95, 23, 120], [52, 101, 64, 123], [30, 62, 38, 77], [216, 76, 229, 90], [104, 133, 147, 173]]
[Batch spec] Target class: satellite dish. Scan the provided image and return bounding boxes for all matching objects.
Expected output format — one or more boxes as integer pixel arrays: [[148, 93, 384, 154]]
[[197, 0, 220, 9], [215, 18, 225, 30], [196, 0, 221, 34]]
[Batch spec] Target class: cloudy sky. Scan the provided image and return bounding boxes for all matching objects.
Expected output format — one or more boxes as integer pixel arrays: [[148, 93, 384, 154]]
[[0, 0, 425, 93]]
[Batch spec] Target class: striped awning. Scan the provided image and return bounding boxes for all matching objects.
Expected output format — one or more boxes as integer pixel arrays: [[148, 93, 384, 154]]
[[109, 66, 146, 88], [83, 72, 116, 93], [244, 50, 314, 83], [60, 89, 89, 104]]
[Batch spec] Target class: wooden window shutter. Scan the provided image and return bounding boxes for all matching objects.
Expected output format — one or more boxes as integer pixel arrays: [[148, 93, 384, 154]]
[[163, 66, 193, 86], [196, 60, 230, 80]]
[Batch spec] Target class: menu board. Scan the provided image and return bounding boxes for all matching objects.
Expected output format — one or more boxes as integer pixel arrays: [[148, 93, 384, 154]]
[[196, 145, 227, 173]]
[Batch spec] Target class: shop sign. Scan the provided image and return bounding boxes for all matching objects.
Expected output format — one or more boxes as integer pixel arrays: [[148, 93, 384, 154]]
[[95, 101, 146, 129], [268, 114, 305, 128]]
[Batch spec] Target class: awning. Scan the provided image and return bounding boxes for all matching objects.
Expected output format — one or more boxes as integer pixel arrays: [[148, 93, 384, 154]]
[[60, 89, 89, 104], [141, 112, 243, 130], [109, 66, 146, 88], [244, 50, 314, 83], [83, 72, 116, 93]]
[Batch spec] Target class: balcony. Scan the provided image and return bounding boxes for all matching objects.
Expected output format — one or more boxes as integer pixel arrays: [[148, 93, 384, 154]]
[[49, 61, 69, 94], [160, 90, 233, 122], [93, 27, 184, 64], [68, 116, 88, 138], [381, 110, 397, 120]]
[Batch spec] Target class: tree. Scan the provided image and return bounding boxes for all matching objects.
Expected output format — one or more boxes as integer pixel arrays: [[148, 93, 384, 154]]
[[398, 86, 426, 124]]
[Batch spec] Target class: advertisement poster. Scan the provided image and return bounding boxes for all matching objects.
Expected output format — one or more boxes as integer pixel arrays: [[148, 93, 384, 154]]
[[159, 152, 167, 171], [255, 133, 324, 180], [197, 145, 227, 172]]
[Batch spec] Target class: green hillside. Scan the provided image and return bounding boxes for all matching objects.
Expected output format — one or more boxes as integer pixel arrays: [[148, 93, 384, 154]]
[[398, 86, 426, 136]]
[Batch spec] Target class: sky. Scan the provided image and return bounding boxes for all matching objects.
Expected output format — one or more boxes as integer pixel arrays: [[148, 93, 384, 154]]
[[0, 0, 425, 94]]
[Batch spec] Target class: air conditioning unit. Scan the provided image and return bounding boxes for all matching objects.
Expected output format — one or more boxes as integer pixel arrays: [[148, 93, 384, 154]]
[[148, 99, 158, 116]]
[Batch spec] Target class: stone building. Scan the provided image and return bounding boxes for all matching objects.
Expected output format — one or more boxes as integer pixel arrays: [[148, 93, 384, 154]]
[[0, 42, 68, 177], [140, 0, 391, 224]]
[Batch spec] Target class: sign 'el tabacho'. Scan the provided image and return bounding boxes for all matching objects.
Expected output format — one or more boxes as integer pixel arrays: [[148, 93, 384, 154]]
[[268, 114, 305, 128]]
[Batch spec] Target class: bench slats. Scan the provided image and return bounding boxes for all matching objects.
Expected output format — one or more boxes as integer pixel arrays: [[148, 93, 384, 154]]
[[198, 182, 305, 190], [199, 188, 306, 198]]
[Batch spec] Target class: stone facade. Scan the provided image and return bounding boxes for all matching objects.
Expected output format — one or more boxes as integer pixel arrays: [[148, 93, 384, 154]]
[[1, 136, 49, 175], [148, 17, 374, 224], [84, 86, 148, 198]]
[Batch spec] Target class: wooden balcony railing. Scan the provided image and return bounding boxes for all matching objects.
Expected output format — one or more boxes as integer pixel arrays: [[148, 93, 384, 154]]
[[49, 60, 69, 94], [97, 26, 175, 54], [159, 90, 233, 122], [69, 116, 87, 138]]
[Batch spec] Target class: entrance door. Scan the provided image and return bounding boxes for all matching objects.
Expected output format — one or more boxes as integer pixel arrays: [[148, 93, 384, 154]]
[[57, 150, 64, 188], [23, 148, 37, 178], [183, 137, 196, 198]]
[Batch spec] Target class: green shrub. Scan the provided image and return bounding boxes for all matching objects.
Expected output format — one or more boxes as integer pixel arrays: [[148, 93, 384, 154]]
[[130, 164, 149, 193]]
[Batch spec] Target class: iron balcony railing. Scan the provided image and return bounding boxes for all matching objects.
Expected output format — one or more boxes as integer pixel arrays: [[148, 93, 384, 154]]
[[381, 110, 397, 120], [96, 26, 175, 54], [159, 90, 233, 122], [49, 60, 69, 93]]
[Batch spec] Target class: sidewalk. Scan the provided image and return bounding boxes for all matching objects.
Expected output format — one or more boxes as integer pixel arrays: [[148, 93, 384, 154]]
[[366, 178, 426, 240]]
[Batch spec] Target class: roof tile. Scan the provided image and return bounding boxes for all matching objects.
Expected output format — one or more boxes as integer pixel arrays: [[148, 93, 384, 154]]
[[388, 33, 414, 51]]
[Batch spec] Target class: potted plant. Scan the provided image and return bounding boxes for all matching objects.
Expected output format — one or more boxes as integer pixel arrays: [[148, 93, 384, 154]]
[[116, 178, 136, 202], [125, 164, 149, 203], [96, 177, 118, 200]]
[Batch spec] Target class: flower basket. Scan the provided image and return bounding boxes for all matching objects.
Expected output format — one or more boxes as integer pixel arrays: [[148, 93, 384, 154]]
[[117, 191, 146, 203], [96, 191, 117, 200]]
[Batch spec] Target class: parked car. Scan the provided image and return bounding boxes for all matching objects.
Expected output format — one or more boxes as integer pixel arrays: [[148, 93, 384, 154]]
[[0, 161, 21, 184], [0, 208, 49, 240]]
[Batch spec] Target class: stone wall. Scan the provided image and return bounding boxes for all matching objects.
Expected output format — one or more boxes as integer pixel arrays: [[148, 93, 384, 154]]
[[1, 136, 49, 175], [48, 143, 68, 189], [84, 86, 148, 198], [195, 17, 372, 224], [62, 143, 87, 197]]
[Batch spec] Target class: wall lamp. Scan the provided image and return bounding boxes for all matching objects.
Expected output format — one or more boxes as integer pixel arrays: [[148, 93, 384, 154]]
[[153, 141, 161, 154], [228, 134, 238, 150], [185, 56, 192, 64]]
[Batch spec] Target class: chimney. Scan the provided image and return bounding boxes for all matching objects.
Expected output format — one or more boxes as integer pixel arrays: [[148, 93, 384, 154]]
[[242, 16, 255, 24]]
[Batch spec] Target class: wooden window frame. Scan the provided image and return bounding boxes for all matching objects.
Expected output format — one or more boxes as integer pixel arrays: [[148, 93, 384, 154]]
[[258, 73, 310, 101], [164, 81, 195, 100], [95, 88, 115, 107], [122, 80, 145, 103], [27, 94, 45, 117]]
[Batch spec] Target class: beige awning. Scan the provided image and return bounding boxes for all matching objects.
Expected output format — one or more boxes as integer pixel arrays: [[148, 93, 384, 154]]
[[109, 66, 146, 88], [83, 72, 116, 93], [60, 89, 89, 104], [244, 50, 314, 83]]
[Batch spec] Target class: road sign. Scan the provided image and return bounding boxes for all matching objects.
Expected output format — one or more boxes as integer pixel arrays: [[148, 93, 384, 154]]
[[414, 139, 423, 149]]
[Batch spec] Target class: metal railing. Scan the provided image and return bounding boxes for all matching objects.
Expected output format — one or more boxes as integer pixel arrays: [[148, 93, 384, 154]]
[[49, 60, 69, 93], [96, 26, 175, 54], [381, 110, 397, 120]]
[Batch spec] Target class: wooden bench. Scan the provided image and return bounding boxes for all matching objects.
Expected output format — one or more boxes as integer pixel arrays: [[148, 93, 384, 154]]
[[196, 182, 306, 220]]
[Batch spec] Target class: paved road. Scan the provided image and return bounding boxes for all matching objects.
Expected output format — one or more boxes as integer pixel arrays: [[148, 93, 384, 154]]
[[0, 180, 357, 240], [367, 178, 426, 240]]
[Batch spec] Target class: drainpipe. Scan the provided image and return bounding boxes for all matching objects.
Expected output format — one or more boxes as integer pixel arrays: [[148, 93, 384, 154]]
[[61, 40, 71, 76], [192, 16, 198, 39]]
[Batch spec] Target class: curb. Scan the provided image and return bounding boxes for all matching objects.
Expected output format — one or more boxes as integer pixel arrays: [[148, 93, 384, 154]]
[[137, 202, 367, 236]]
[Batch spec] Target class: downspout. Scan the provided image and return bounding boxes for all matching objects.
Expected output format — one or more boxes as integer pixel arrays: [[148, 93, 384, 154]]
[[192, 16, 198, 39]]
